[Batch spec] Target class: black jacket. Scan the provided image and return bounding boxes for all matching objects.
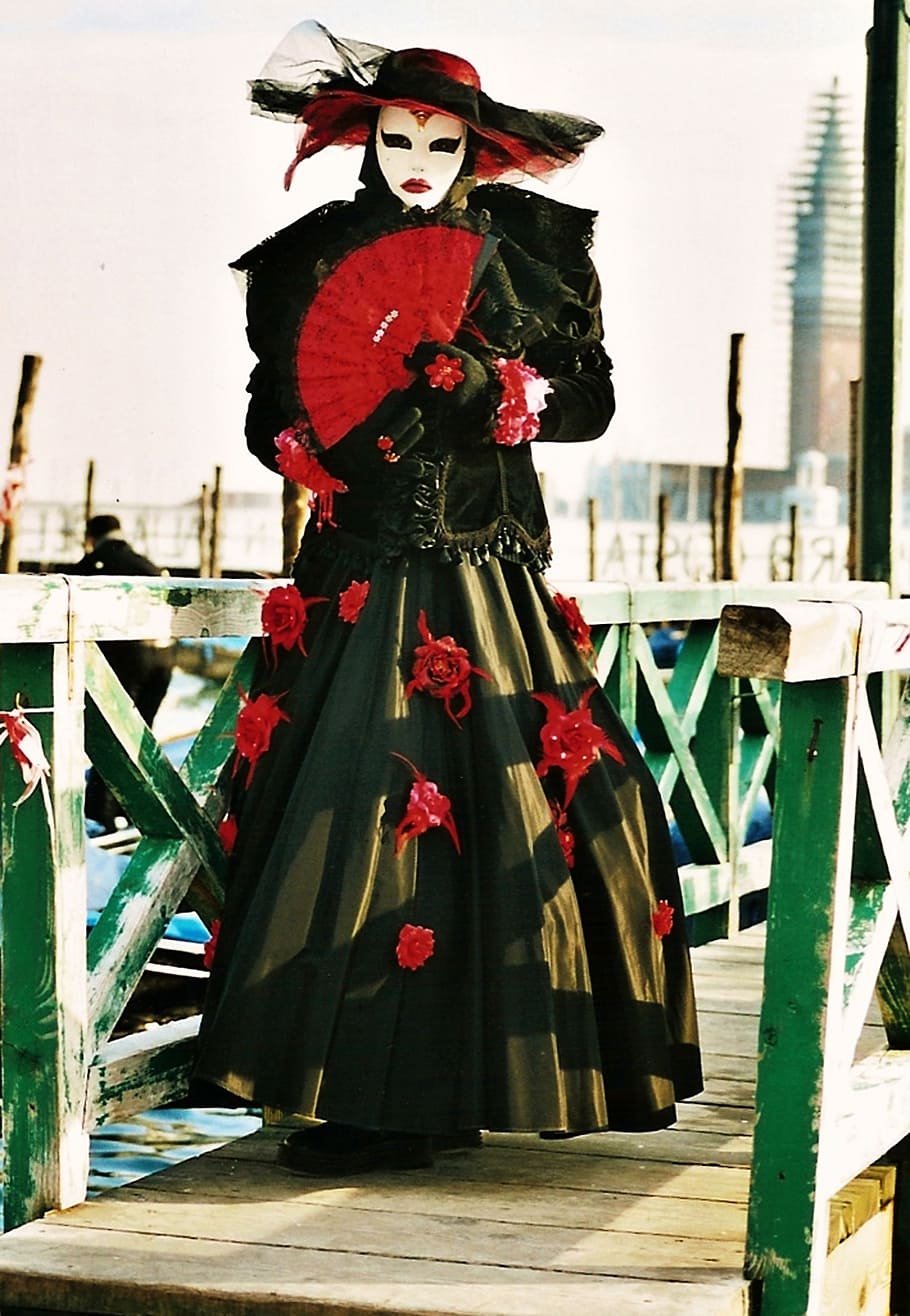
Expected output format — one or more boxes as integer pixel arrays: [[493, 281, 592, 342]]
[[233, 183, 615, 571]]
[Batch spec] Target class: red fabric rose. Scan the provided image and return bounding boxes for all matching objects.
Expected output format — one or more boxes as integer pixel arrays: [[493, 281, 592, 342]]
[[261, 583, 328, 660], [392, 753, 461, 856], [552, 592, 594, 660], [202, 919, 221, 971], [274, 426, 347, 530], [533, 685, 625, 806], [338, 579, 370, 623], [396, 923, 435, 970], [232, 687, 290, 785], [652, 900, 675, 938], [424, 353, 465, 391], [405, 609, 492, 725], [548, 799, 576, 870], [218, 815, 238, 855]]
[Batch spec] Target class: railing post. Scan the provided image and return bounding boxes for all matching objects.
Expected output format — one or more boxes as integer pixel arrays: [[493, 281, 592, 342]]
[[0, 638, 88, 1229]]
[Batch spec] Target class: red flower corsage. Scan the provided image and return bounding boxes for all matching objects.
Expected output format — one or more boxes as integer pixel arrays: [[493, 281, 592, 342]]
[[218, 815, 238, 855], [424, 353, 465, 392], [274, 425, 347, 531], [652, 900, 675, 938], [552, 592, 595, 660], [405, 610, 491, 725], [548, 799, 576, 870], [261, 583, 328, 660], [533, 686, 625, 806], [396, 923, 435, 970], [492, 357, 551, 446], [202, 919, 221, 971], [338, 579, 370, 623], [392, 753, 461, 856], [232, 687, 290, 785]]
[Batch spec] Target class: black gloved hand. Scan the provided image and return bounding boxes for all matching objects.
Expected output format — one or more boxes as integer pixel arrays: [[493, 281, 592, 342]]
[[406, 341, 499, 446], [318, 392, 425, 485]]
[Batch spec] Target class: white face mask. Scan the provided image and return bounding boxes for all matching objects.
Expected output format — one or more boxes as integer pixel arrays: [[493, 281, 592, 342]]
[[375, 106, 468, 210]]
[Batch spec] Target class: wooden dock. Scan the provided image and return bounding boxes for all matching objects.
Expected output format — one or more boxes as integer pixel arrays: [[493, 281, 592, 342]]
[[0, 926, 893, 1316]]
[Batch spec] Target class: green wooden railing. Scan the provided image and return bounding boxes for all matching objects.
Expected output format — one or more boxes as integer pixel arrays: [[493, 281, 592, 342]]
[[719, 596, 910, 1315], [0, 572, 894, 1279]]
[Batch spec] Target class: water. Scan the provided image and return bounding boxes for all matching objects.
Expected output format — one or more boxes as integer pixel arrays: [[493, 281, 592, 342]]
[[88, 1107, 262, 1196]]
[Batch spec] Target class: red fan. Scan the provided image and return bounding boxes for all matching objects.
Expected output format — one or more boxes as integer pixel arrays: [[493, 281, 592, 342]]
[[295, 226, 488, 448]]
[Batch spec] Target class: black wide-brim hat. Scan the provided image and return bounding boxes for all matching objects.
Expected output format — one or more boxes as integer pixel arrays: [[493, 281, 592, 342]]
[[249, 20, 603, 188]]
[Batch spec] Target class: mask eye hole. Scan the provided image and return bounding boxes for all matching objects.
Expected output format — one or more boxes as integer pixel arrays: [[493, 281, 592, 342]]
[[429, 136, 463, 155], [380, 131, 412, 150]]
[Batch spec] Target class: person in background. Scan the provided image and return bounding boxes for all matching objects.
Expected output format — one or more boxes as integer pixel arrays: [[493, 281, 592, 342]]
[[71, 513, 176, 831]]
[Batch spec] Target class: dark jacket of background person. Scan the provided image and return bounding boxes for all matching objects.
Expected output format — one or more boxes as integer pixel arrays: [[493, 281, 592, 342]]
[[70, 514, 176, 828]]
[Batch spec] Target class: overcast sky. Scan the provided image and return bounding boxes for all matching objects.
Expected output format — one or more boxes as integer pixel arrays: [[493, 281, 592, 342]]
[[1, 1, 873, 512]]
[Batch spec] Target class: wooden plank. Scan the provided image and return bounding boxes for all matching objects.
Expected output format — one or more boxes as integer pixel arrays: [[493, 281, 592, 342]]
[[55, 1169, 750, 1246], [87, 1017, 200, 1128], [822, 1050, 910, 1200], [0, 1224, 751, 1316], [213, 1125, 754, 1203], [67, 575, 279, 642], [0, 643, 90, 1230], [0, 575, 69, 642], [821, 1208, 893, 1316], [85, 643, 257, 1057], [718, 602, 862, 682], [745, 676, 857, 1314]]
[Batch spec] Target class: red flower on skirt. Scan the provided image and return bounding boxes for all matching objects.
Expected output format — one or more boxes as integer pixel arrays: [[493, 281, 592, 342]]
[[232, 687, 290, 785], [261, 583, 328, 659], [548, 798, 576, 870], [392, 753, 461, 856], [396, 923, 435, 970], [552, 592, 594, 660], [405, 609, 491, 725], [202, 919, 221, 971], [218, 815, 238, 855], [338, 579, 370, 623], [274, 426, 348, 530], [652, 900, 675, 938], [533, 685, 625, 806]]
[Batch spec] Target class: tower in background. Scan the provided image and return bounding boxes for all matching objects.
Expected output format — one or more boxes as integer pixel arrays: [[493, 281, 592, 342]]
[[785, 80, 862, 499]]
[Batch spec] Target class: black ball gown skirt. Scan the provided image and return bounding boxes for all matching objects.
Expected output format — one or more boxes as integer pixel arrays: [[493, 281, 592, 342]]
[[194, 529, 703, 1135]]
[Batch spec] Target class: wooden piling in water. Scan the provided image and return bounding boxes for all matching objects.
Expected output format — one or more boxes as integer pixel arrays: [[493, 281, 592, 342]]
[[208, 467, 222, 580], [0, 353, 42, 574], [721, 333, 744, 581]]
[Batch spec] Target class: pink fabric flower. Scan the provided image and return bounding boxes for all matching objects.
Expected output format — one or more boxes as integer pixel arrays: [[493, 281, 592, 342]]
[[274, 426, 347, 530], [392, 754, 461, 856], [261, 583, 328, 659], [552, 592, 594, 660], [533, 686, 624, 806], [405, 609, 491, 724], [338, 579, 370, 623], [424, 353, 465, 391], [652, 900, 675, 938], [396, 923, 435, 970], [232, 687, 290, 785], [203, 919, 221, 971], [491, 357, 551, 446]]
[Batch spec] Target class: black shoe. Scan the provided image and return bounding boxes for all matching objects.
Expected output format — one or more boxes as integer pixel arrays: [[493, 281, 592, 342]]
[[276, 1122, 434, 1176]]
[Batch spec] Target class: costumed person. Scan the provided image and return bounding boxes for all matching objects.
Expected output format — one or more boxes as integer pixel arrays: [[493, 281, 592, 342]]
[[194, 20, 703, 1175], [71, 514, 176, 831]]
